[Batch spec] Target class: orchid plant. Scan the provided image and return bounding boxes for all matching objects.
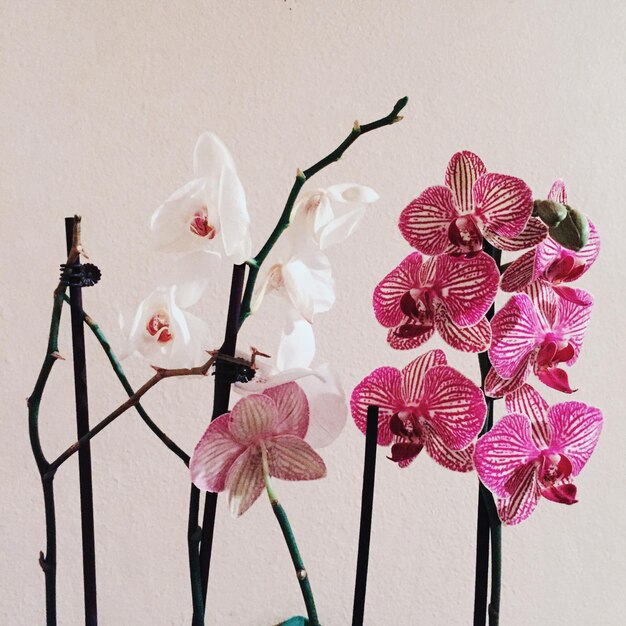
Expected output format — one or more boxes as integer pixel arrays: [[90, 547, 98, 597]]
[[28, 98, 407, 626], [351, 151, 603, 625]]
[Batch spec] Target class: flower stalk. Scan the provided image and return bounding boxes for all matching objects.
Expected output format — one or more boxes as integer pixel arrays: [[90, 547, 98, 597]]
[[261, 448, 320, 626]]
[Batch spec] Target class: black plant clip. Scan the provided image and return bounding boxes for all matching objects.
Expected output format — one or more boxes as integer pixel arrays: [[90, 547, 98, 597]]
[[59, 262, 102, 288]]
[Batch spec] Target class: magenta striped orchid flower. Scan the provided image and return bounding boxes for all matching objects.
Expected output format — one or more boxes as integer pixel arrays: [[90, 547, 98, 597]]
[[190, 382, 326, 517], [474, 384, 602, 525], [398, 151, 542, 255], [373, 251, 499, 353], [501, 180, 600, 298], [350, 350, 486, 471], [486, 283, 593, 396]]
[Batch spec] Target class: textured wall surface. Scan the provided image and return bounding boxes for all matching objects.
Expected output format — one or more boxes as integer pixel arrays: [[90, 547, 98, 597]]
[[2, 1, 625, 624]]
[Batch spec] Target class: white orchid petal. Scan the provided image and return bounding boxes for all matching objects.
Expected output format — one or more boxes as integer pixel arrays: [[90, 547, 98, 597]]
[[161, 251, 220, 308], [312, 193, 334, 236], [326, 183, 379, 204], [277, 311, 316, 371], [235, 368, 320, 394], [218, 167, 251, 263], [193, 132, 237, 185], [318, 206, 367, 249], [283, 250, 335, 322], [250, 265, 275, 315]]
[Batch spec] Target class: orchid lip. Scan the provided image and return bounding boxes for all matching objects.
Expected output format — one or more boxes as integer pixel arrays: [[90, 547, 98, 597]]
[[189, 209, 217, 239], [448, 215, 483, 253], [146, 310, 174, 343]]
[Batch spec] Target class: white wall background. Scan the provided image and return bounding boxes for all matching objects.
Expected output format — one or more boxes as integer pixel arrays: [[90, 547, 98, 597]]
[[2, 1, 625, 624]]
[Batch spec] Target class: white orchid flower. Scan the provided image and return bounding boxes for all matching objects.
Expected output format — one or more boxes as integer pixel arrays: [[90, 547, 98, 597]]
[[290, 184, 379, 250], [251, 228, 335, 322], [235, 312, 347, 448], [120, 252, 214, 368], [150, 132, 251, 263]]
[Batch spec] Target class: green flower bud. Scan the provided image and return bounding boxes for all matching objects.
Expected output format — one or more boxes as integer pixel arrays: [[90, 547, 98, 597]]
[[533, 199, 568, 227], [548, 206, 590, 251]]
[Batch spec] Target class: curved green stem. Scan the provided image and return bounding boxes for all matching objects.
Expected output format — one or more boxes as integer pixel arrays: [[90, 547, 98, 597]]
[[238, 96, 408, 328], [262, 449, 319, 625]]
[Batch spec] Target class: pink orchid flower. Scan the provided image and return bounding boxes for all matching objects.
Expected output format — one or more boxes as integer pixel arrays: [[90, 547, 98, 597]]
[[501, 180, 600, 297], [474, 384, 602, 525], [190, 382, 326, 517], [351, 350, 486, 471], [373, 251, 499, 353], [398, 151, 541, 255], [486, 283, 593, 396]]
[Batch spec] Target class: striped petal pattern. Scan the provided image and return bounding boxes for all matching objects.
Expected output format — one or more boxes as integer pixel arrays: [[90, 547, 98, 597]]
[[399, 186, 458, 255], [445, 151, 487, 214], [501, 249, 537, 293], [489, 295, 541, 379], [547, 402, 603, 475], [266, 436, 327, 481], [505, 384, 551, 449], [473, 173, 533, 237], [400, 349, 447, 401], [435, 252, 499, 327], [484, 217, 548, 252], [496, 463, 541, 525], [434, 306, 492, 353], [423, 424, 476, 472]]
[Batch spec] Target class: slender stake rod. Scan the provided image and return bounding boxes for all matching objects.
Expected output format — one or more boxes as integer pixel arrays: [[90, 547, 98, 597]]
[[65, 217, 98, 626], [352, 406, 379, 626]]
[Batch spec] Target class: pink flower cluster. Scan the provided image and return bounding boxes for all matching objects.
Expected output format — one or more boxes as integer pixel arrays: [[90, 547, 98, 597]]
[[352, 151, 603, 524]]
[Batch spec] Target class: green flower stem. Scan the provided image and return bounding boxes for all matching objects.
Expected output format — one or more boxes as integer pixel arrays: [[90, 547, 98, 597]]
[[62, 296, 190, 466], [473, 242, 502, 626], [238, 96, 408, 328], [28, 280, 69, 626], [261, 449, 320, 626]]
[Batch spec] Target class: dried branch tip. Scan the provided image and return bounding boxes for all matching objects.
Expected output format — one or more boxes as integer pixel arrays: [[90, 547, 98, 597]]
[[353, 120, 361, 132], [392, 115, 404, 124], [50, 351, 65, 360], [296, 168, 306, 180]]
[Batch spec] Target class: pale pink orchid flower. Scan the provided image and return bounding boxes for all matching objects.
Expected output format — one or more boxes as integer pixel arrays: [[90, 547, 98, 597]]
[[398, 151, 542, 255], [150, 132, 251, 263], [289, 184, 379, 250], [235, 311, 346, 448], [190, 383, 326, 517], [486, 283, 593, 396], [251, 228, 335, 323], [501, 180, 600, 299], [475, 384, 602, 525], [351, 350, 486, 471], [373, 251, 499, 353]]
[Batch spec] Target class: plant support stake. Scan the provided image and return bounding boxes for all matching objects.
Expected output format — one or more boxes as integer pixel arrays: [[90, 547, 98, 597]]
[[65, 217, 98, 626], [352, 406, 379, 626]]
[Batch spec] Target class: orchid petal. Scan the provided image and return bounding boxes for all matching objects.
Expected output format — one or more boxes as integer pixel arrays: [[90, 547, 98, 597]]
[[326, 183, 379, 204], [226, 446, 265, 517], [548, 179, 567, 204], [547, 402, 603, 475], [387, 323, 435, 350], [218, 166, 251, 263], [500, 250, 536, 293], [276, 311, 316, 371], [556, 289, 593, 362], [283, 249, 335, 322], [541, 483, 578, 505], [266, 435, 326, 481], [484, 357, 533, 398], [373, 252, 423, 328], [351, 366, 402, 445], [193, 132, 237, 183], [399, 186, 458, 255], [444, 151, 487, 214], [489, 294, 541, 379], [318, 206, 367, 250], [524, 281, 558, 328], [505, 384, 551, 449], [229, 394, 277, 444], [435, 306, 492, 353], [423, 424, 475, 472], [473, 173, 533, 237], [474, 413, 540, 497], [496, 462, 540, 525], [484, 217, 548, 251], [262, 382, 309, 439], [421, 365, 486, 450], [400, 349, 447, 403], [163, 251, 220, 309], [537, 367, 576, 393], [190, 413, 245, 492], [298, 363, 346, 448], [435, 252, 499, 327]]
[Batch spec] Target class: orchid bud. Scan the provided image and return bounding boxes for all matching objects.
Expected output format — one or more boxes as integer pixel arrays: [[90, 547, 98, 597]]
[[548, 206, 590, 251], [533, 199, 568, 227]]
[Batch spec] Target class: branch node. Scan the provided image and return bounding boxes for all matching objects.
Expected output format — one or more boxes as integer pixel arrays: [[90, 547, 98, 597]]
[[296, 168, 306, 181], [50, 351, 65, 361], [353, 119, 361, 133], [392, 115, 404, 124], [38, 551, 47, 572]]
